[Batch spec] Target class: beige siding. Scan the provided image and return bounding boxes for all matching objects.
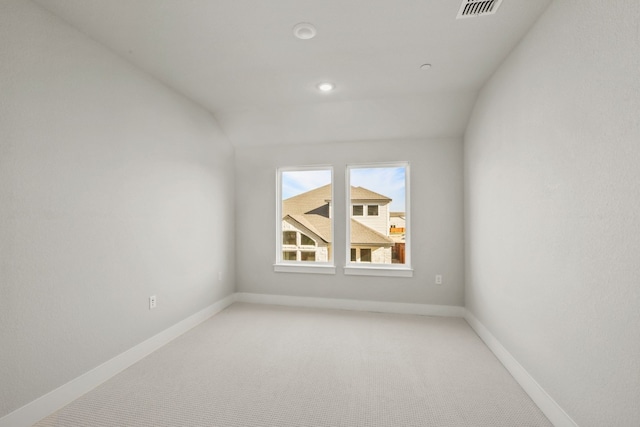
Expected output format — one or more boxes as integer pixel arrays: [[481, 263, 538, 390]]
[[351, 201, 390, 236]]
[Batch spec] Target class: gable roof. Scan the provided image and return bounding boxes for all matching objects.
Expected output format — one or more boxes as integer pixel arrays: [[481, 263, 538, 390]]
[[283, 184, 391, 216], [284, 214, 393, 246], [350, 220, 394, 245], [282, 184, 394, 247], [350, 186, 391, 202], [284, 214, 331, 243], [283, 184, 332, 217]]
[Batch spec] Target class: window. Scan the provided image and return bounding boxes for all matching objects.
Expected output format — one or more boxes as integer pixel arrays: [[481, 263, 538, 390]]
[[300, 252, 316, 261], [346, 162, 411, 277], [283, 231, 297, 245], [300, 234, 315, 246], [282, 231, 318, 261], [275, 163, 411, 277], [275, 167, 335, 274]]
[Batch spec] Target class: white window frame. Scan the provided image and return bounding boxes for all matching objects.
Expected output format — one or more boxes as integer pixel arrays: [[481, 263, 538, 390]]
[[345, 162, 413, 277], [274, 165, 335, 274]]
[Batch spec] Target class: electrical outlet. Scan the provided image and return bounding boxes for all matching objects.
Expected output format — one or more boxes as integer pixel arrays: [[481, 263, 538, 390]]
[[435, 275, 443, 285], [218, 271, 222, 281], [149, 295, 157, 310]]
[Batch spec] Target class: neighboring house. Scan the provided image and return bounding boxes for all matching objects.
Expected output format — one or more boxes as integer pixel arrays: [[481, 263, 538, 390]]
[[282, 184, 395, 263], [390, 212, 406, 236], [349, 186, 394, 263], [389, 212, 406, 264]]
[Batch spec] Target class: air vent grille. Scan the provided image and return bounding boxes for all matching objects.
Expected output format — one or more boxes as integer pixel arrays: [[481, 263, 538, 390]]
[[456, 0, 503, 19]]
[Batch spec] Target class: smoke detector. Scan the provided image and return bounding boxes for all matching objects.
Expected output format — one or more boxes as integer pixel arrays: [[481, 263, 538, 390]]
[[456, 0, 503, 19]]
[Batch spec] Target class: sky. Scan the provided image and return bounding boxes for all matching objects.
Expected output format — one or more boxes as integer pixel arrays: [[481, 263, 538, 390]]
[[282, 167, 406, 212], [351, 167, 405, 212], [282, 170, 331, 199]]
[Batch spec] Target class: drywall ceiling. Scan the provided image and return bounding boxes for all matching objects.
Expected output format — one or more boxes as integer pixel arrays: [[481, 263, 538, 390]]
[[32, 0, 552, 146]]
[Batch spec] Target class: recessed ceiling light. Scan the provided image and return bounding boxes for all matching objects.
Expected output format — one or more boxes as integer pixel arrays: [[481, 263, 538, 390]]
[[420, 63, 432, 70], [317, 82, 335, 92], [293, 22, 317, 40]]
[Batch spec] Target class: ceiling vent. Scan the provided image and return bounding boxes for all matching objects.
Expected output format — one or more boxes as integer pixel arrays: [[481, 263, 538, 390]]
[[456, 0, 503, 19]]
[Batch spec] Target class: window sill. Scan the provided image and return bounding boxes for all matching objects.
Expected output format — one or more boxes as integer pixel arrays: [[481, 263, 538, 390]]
[[274, 264, 336, 275], [343, 265, 414, 277]]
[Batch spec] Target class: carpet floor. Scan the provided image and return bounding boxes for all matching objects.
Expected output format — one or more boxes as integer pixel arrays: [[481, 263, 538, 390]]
[[35, 302, 552, 426]]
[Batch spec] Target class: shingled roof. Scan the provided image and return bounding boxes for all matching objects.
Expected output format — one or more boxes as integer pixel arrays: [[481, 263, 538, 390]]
[[283, 184, 332, 217], [350, 186, 391, 202], [284, 214, 331, 243], [350, 219, 394, 245], [283, 184, 391, 216], [282, 184, 393, 247]]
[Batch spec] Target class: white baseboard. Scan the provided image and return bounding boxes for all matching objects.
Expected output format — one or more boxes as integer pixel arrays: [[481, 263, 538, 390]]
[[464, 310, 578, 427], [236, 292, 465, 317], [0, 293, 236, 427]]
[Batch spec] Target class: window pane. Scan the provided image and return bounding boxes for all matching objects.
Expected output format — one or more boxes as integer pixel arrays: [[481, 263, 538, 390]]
[[283, 251, 297, 261], [283, 231, 297, 245], [300, 251, 316, 261], [280, 168, 332, 264], [350, 248, 356, 262], [349, 165, 408, 265], [300, 233, 315, 246]]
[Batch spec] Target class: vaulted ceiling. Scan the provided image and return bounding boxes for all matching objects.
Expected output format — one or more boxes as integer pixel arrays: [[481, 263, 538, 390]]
[[33, 0, 552, 146]]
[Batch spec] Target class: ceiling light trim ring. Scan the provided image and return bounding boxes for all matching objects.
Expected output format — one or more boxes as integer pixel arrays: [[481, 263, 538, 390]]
[[293, 22, 317, 40]]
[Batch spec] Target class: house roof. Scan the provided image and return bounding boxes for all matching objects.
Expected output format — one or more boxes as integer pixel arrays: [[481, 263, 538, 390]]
[[350, 220, 394, 246], [284, 214, 393, 246], [283, 184, 394, 246], [350, 186, 391, 202], [283, 184, 390, 214], [285, 214, 331, 243], [283, 184, 332, 217]]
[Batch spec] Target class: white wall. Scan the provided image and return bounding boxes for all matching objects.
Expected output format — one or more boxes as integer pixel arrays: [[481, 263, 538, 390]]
[[0, 0, 235, 417], [464, 1, 640, 426], [235, 139, 464, 306]]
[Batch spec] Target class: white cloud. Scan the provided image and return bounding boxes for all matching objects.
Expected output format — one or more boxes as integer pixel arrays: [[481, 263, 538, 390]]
[[350, 167, 406, 211], [282, 170, 331, 199]]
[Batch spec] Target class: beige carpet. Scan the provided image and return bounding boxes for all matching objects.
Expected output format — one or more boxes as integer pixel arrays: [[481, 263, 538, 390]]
[[35, 303, 552, 426]]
